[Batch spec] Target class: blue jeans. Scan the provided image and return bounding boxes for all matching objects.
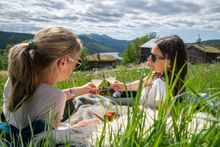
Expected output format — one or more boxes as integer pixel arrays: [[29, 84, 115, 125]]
[[0, 119, 51, 146]]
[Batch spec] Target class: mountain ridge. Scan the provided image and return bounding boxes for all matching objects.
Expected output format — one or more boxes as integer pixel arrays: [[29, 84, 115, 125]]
[[0, 31, 219, 53], [0, 31, 130, 53]]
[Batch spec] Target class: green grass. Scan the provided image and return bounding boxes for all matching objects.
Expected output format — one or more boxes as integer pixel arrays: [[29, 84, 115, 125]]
[[0, 63, 220, 146], [188, 64, 220, 93]]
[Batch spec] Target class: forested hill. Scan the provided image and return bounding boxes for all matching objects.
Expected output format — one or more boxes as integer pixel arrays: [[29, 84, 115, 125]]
[[0, 31, 33, 49], [78, 34, 129, 53], [0, 31, 130, 53], [201, 40, 220, 49]]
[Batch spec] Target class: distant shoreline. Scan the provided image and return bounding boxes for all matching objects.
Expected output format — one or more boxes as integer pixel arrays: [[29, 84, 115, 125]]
[[94, 52, 123, 60]]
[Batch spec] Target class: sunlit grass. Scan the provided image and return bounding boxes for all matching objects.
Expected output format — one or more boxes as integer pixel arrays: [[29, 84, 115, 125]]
[[0, 63, 219, 146]]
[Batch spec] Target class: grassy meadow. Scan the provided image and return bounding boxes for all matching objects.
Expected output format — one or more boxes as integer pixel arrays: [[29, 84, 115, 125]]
[[57, 63, 220, 93], [0, 63, 219, 146], [1, 63, 219, 93]]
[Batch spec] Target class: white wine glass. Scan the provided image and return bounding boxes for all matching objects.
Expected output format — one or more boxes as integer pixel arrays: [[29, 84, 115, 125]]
[[104, 69, 116, 84], [91, 79, 102, 87], [91, 70, 103, 88], [104, 68, 122, 97]]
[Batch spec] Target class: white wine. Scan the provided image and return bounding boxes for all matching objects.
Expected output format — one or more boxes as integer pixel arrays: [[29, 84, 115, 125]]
[[91, 79, 102, 87], [105, 77, 116, 83]]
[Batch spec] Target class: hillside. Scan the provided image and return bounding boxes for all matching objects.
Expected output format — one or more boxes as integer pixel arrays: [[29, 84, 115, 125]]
[[0, 31, 130, 53], [0, 31, 34, 49], [80, 33, 129, 52], [78, 35, 123, 53], [201, 40, 220, 49]]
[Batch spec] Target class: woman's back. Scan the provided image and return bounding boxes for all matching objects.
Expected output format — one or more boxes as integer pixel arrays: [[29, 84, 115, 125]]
[[4, 82, 66, 129]]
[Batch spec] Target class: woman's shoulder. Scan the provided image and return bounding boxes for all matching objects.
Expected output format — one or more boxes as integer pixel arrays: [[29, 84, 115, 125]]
[[34, 84, 66, 101], [150, 78, 166, 92]]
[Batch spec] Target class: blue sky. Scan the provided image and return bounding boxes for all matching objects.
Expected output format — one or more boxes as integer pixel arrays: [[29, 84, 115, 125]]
[[0, 0, 219, 43]]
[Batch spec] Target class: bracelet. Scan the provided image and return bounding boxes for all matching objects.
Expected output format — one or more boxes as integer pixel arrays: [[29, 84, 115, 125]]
[[69, 88, 76, 97]]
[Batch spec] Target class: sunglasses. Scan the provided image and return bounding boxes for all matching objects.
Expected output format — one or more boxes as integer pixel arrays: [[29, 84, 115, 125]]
[[149, 53, 166, 63], [68, 57, 82, 69]]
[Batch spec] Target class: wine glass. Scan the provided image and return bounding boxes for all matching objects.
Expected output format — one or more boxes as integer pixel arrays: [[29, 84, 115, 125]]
[[104, 69, 116, 84], [91, 70, 103, 88], [104, 68, 122, 97]]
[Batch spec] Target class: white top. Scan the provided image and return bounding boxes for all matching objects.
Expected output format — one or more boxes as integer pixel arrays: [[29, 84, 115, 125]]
[[140, 78, 166, 108], [3, 79, 66, 129]]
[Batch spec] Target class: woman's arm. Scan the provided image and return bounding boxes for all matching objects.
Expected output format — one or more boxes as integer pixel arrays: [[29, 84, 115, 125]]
[[72, 118, 101, 128], [112, 77, 147, 92], [63, 82, 99, 100], [62, 87, 80, 100], [124, 80, 140, 91]]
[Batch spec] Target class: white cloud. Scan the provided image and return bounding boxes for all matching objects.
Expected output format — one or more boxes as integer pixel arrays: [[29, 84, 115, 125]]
[[0, 0, 219, 41]]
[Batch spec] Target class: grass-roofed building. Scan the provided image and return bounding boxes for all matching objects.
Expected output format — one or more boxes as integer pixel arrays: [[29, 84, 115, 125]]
[[187, 44, 220, 64], [86, 53, 117, 69], [186, 34, 220, 64]]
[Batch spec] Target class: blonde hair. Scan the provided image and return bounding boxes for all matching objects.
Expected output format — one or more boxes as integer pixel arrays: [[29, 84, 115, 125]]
[[7, 27, 82, 111]]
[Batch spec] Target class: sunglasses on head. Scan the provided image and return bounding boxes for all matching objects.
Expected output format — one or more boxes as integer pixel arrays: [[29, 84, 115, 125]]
[[149, 53, 166, 63]]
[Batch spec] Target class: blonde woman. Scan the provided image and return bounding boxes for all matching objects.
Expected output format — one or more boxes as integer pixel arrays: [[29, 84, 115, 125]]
[[3, 27, 100, 130]]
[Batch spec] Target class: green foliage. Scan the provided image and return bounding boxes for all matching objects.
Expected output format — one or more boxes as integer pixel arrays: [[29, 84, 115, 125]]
[[0, 42, 31, 70], [78, 47, 90, 70], [0, 55, 7, 70], [122, 32, 156, 65], [0, 63, 219, 146], [188, 63, 220, 93], [0, 44, 13, 70], [4, 44, 13, 53], [94, 63, 220, 146]]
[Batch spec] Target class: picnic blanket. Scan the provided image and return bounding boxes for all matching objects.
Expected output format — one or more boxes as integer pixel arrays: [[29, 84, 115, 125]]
[[33, 94, 129, 146], [66, 94, 120, 125]]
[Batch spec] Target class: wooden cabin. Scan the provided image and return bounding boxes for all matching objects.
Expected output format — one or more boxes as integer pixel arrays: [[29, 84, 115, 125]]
[[140, 39, 157, 62], [86, 53, 117, 69], [187, 44, 220, 64]]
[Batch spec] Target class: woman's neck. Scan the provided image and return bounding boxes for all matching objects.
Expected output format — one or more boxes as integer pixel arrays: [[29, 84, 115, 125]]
[[39, 79, 55, 85], [39, 67, 57, 85]]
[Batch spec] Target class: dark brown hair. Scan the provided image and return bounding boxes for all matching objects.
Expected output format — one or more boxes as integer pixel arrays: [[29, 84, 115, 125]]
[[155, 35, 187, 95]]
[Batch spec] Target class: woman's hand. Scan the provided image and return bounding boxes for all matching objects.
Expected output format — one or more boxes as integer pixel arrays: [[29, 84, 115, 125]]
[[111, 80, 125, 92], [79, 82, 100, 95], [72, 118, 101, 128]]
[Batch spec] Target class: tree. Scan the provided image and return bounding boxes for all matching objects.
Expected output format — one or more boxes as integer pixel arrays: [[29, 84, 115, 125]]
[[0, 54, 7, 70], [122, 35, 147, 65], [121, 32, 157, 65], [78, 47, 89, 70], [2, 44, 13, 55], [0, 44, 13, 70]]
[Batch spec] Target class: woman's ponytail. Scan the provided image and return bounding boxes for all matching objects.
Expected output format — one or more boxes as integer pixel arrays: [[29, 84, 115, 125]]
[[8, 42, 38, 111]]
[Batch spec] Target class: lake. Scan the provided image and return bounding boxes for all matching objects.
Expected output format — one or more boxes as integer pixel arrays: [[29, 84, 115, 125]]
[[95, 52, 122, 60]]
